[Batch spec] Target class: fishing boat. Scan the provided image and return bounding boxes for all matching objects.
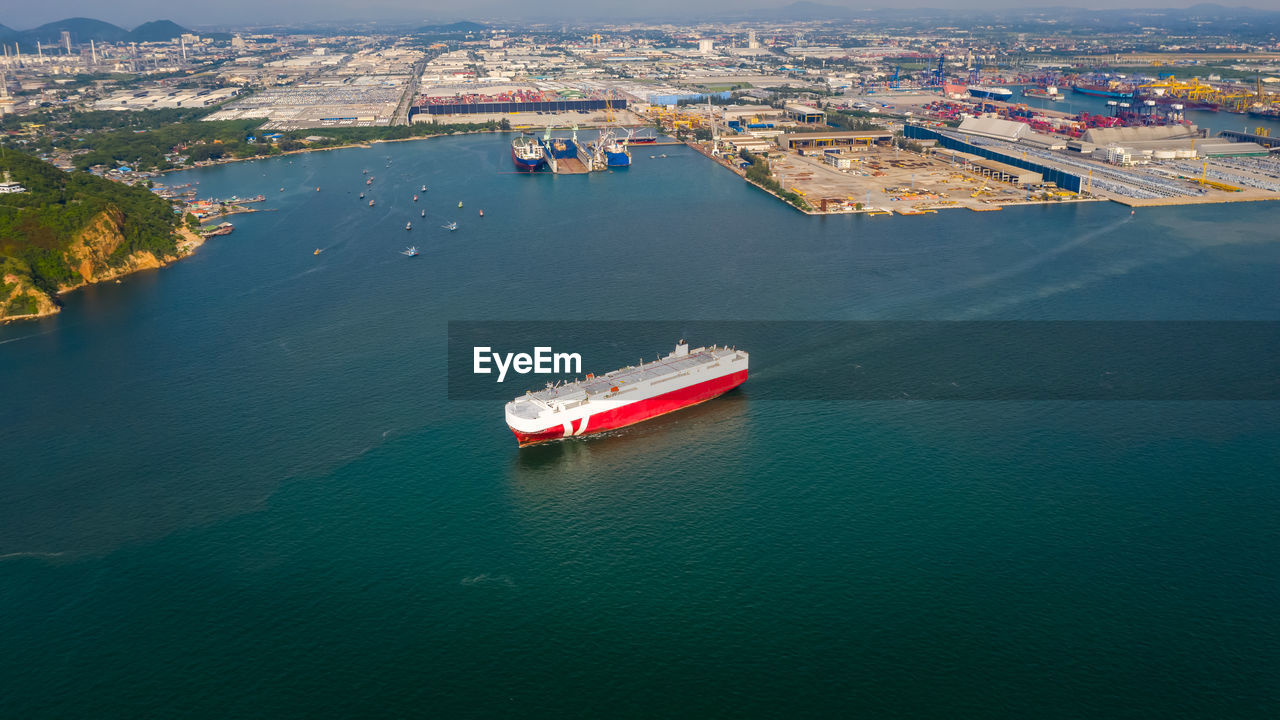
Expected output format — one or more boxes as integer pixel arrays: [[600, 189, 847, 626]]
[[413, 194, 418, 202], [442, 222, 458, 231], [402, 246, 419, 257], [457, 201, 463, 208], [421, 185, 427, 192], [366, 178, 373, 185], [406, 222, 412, 230], [369, 200, 375, 207]]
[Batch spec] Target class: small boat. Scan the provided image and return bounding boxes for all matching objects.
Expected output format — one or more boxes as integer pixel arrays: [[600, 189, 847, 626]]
[[314, 248, 323, 255], [650, 155, 656, 159], [479, 209, 484, 217], [369, 200, 375, 207], [421, 185, 427, 192], [366, 178, 373, 185], [406, 222, 412, 230], [363, 169, 368, 174], [457, 201, 463, 208], [413, 195, 418, 202], [360, 192, 365, 198], [421, 210, 426, 217], [442, 222, 458, 231], [316, 187, 320, 192], [402, 246, 419, 257], [279, 187, 284, 192]]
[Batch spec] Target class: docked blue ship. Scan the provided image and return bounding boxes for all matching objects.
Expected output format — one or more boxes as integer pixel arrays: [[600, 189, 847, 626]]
[[511, 135, 546, 172], [603, 132, 631, 168]]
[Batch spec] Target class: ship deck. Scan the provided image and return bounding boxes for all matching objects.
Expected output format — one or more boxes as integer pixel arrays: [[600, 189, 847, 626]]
[[519, 346, 741, 408]]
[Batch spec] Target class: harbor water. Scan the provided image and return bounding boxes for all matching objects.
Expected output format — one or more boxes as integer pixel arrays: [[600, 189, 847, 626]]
[[1, 134, 1277, 718]]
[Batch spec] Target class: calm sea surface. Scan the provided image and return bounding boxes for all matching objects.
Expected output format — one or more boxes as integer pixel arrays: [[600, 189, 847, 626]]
[[1, 134, 1277, 718]]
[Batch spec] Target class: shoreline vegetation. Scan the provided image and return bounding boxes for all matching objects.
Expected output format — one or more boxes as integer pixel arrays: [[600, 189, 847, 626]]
[[0, 151, 207, 323]]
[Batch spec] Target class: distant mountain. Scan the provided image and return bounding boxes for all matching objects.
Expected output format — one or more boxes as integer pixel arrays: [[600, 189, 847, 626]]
[[775, 2, 856, 20], [129, 20, 188, 43], [415, 21, 488, 34], [22, 17, 129, 45], [0, 23, 18, 41]]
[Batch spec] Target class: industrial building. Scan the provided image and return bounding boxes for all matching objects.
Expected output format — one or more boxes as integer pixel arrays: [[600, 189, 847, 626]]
[[784, 104, 825, 123], [933, 148, 1043, 185], [779, 130, 893, 151]]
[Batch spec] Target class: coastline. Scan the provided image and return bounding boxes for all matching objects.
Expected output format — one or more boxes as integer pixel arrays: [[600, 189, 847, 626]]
[[159, 127, 504, 175], [1, 226, 207, 324]]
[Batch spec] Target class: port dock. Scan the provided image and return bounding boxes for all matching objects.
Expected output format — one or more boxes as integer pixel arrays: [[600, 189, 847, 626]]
[[539, 131, 624, 174]]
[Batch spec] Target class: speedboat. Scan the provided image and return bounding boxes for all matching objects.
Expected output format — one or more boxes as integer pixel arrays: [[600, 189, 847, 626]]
[[413, 194, 418, 202], [421, 185, 427, 192], [401, 246, 419, 257], [369, 199, 375, 207], [314, 248, 323, 255], [421, 210, 426, 217], [442, 222, 458, 231], [406, 222, 412, 230]]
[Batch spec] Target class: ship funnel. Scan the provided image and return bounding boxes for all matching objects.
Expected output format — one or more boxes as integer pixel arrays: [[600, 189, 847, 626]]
[[674, 340, 689, 357]]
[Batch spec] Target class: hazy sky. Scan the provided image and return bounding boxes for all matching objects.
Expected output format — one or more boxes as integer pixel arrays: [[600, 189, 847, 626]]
[[5, 0, 1279, 30]]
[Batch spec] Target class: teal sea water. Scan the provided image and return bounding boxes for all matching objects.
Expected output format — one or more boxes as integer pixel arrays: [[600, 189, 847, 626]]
[[1, 135, 1277, 718]]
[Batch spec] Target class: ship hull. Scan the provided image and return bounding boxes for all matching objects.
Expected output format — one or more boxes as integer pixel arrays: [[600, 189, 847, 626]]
[[511, 146, 544, 172], [510, 368, 748, 445], [605, 151, 631, 167], [967, 87, 1013, 101]]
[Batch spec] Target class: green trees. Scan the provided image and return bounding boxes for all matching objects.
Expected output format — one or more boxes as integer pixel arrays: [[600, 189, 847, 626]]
[[739, 150, 809, 211], [0, 151, 180, 295]]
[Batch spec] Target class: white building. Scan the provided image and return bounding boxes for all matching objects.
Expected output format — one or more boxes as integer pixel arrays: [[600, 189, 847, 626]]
[[698, 39, 714, 55]]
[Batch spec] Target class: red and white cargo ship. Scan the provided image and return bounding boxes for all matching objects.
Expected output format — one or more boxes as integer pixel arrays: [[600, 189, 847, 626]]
[[505, 341, 749, 446]]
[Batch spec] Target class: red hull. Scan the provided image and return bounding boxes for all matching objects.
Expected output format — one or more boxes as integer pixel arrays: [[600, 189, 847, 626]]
[[511, 369, 748, 445]]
